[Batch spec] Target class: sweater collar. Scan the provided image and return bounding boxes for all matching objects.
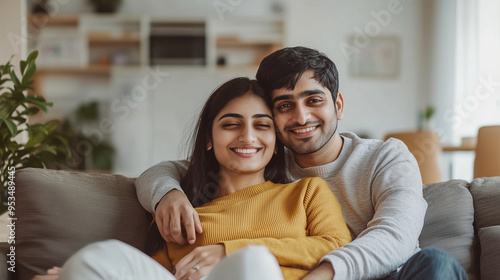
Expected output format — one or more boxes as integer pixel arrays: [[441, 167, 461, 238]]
[[286, 132, 354, 180]]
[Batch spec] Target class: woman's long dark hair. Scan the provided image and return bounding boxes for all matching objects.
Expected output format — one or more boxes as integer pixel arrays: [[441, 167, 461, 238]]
[[145, 77, 286, 256], [182, 77, 286, 207]]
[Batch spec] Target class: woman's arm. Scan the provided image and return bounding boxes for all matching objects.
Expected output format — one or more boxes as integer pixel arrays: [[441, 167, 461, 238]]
[[222, 178, 351, 269]]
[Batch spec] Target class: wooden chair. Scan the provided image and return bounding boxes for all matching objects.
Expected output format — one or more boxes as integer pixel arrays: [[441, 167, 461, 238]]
[[384, 130, 443, 184], [474, 125, 500, 178]]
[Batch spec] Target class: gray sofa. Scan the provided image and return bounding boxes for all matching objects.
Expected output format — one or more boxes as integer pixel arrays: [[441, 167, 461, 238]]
[[1, 168, 499, 280]]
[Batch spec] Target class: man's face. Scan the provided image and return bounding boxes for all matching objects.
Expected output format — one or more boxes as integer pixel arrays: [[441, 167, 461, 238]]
[[270, 70, 343, 155]]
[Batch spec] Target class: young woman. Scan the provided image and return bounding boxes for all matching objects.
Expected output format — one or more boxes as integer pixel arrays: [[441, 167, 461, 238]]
[[34, 77, 351, 280]]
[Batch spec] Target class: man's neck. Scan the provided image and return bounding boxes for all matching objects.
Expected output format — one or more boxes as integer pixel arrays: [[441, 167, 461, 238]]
[[293, 132, 344, 168]]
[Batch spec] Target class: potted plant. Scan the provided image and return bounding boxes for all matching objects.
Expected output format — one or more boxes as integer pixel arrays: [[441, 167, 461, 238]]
[[0, 51, 73, 214], [418, 105, 436, 130], [88, 0, 122, 13], [64, 100, 115, 171]]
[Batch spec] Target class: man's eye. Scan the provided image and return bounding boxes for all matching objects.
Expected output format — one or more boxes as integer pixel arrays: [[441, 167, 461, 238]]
[[277, 103, 291, 110], [309, 98, 322, 103]]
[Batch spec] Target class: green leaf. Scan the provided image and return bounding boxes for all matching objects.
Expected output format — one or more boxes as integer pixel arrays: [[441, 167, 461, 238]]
[[25, 96, 52, 113], [9, 70, 20, 87], [20, 60, 27, 74], [37, 145, 58, 155], [11, 116, 27, 123], [54, 135, 69, 145], [20, 107, 40, 116], [0, 117, 17, 136], [27, 124, 49, 135], [22, 61, 37, 85], [25, 126, 47, 149], [7, 142, 19, 153], [27, 50, 39, 63], [12, 91, 25, 102], [44, 119, 60, 132]]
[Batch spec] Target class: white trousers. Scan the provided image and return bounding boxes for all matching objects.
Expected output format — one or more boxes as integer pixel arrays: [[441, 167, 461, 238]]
[[59, 240, 284, 280]]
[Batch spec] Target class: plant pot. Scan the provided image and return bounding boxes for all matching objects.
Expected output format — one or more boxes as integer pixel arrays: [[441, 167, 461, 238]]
[[90, 0, 122, 14]]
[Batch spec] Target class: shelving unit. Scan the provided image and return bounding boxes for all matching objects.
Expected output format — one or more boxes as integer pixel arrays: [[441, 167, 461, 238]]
[[28, 14, 285, 95]]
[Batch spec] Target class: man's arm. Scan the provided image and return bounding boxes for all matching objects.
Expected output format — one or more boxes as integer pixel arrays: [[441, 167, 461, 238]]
[[136, 160, 202, 244], [136, 160, 189, 212], [318, 140, 427, 279]]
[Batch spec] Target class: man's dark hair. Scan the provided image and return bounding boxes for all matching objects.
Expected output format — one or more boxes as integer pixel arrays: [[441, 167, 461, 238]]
[[256, 46, 339, 103]]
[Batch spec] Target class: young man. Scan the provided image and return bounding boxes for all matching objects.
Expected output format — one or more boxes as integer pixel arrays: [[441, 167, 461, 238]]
[[136, 47, 466, 280]]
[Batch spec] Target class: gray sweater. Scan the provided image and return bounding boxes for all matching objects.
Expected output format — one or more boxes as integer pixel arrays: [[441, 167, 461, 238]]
[[136, 132, 427, 280]]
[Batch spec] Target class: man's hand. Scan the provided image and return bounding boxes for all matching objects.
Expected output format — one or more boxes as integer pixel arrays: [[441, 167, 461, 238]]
[[155, 190, 202, 245], [301, 262, 335, 280], [174, 244, 226, 280]]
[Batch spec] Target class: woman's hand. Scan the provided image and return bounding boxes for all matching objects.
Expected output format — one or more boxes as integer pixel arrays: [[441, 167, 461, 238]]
[[31, 267, 61, 280], [174, 244, 226, 280]]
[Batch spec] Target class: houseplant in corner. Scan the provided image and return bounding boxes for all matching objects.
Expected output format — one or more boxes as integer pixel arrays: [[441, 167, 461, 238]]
[[0, 51, 73, 214]]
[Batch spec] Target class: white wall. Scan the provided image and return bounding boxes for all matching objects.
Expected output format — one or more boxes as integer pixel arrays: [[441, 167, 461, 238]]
[[422, 0, 457, 144], [52, 0, 281, 18], [286, 0, 423, 140], [0, 1, 26, 66], [22, 0, 432, 176]]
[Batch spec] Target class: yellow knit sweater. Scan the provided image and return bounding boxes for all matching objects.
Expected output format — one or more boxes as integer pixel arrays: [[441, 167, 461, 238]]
[[153, 177, 351, 279]]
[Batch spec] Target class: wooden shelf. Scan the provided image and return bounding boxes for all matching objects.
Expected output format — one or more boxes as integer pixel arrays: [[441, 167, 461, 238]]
[[88, 33, 141, 45], [28, 14, 79, 27], [216, 36, 282, 47], [36, 65, 111, 76]]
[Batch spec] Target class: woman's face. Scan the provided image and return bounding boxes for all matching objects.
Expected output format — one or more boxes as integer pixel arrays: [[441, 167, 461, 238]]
[[210, 93, 276, 177]]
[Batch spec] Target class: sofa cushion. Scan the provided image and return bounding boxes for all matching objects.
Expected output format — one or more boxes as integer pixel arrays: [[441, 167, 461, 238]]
[[420, 179, 476, 276], [469, 176, 500, 229], [15, 168, 152, 280], [478, 225, 500, 280]]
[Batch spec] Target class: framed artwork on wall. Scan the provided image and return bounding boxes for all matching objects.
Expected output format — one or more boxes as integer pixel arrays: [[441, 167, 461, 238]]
[[349, 35, 400, 78]]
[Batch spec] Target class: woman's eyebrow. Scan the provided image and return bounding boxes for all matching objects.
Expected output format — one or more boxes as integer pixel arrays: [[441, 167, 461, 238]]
[[252, 114, 273, 120], [219, 113, 242, 121], [218, 113, 272, 121]]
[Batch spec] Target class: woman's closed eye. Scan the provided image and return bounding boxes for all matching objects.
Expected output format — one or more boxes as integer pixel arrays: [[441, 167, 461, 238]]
[[221, 123, 239, 128], [255, 123, 272, 129]]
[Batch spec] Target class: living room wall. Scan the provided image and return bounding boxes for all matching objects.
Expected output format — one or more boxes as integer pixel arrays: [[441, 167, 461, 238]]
[[16, 0, 458, 178]]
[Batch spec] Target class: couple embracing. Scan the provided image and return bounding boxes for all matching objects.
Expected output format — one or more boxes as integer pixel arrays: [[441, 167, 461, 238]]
[[36, 47, 465, 280]]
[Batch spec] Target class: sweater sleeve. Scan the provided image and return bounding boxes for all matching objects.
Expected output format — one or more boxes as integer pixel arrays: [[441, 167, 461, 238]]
[[321, 139, 428, 279], [136, 160, 190, 213], [222, 178, 352, 269]]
